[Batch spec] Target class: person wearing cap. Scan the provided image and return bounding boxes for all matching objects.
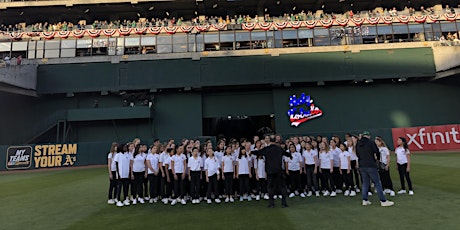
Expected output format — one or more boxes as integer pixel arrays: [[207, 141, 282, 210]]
[[356, 131, 394, 207], [251, 137, 291, 208]]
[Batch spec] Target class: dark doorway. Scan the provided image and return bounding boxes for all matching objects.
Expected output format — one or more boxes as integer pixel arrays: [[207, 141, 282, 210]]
[[203, 115, 275, 141]]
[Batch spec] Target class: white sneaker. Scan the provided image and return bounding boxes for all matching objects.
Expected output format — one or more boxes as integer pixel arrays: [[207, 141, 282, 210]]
[[323, 191, 330, 196], [170, 199, 177, 206], [300, 193, 306, 198], [207, 199, 212, 204], [384, 189, 390, 194], [225, 197, 229, 202], [247, 196, 252, 201], [181, 199, 186, 205], [408, 190, 414, 195], [273, 195, 278, 199], [138, 198, 145, 204], [215, 199, 221, 204], [344, 190, 350, 196], [149, 198, 154, 204], [196, 199, 201, 204], [132, 199, 137, 205], [336, 189, 343, 194], [398, 190, 407, 194], [390, 191, 395, 197], [144, 196, 150, 200], [330, 191, 337, 197], [381, 200, 395, 207], [307, 191, 312, 197], [294, 191, 299, 196], [289, 193, 295, 198], [116, 201, 124, 207], [108, 199, 115, 204], [239, 196, 244, 201], [356, 188, 361, 193], [256, 195, 260, 201], [230, 197, 235, 202], [315, 191, 320, 197], [362, 200, 372, 206], [123, 199, 130, 206], [368, 192, 373, 196], [263, 194, 269, 200], [349, 191, 356, 197]]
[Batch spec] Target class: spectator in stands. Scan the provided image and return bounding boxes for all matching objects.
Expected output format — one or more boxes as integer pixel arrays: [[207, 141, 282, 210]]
[[16, 55, 22, 65], [4, 56, 10, 66]]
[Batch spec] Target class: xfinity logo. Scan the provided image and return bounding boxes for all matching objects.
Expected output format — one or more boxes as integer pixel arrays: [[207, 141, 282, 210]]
[[406, 127, 460, 149]]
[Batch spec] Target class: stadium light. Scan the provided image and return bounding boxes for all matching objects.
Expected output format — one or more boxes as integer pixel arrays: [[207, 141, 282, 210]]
[[365, 79, 373, 83], [398, 77, 407, 82]]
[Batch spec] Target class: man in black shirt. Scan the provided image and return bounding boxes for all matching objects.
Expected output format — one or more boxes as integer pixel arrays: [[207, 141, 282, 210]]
[[251, 138, 291, 208], [356, 131, 394, 207]]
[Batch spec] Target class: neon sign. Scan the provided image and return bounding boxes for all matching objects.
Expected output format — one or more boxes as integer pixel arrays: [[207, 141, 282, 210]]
[[287, 93, 323, 127]]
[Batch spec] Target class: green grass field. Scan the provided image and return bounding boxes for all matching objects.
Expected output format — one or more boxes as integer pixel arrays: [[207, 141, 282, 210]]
[[1, 152, 459, 230]]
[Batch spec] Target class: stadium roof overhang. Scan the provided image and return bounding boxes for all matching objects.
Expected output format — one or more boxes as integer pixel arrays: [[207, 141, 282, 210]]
[[0, 0, 457, 25]]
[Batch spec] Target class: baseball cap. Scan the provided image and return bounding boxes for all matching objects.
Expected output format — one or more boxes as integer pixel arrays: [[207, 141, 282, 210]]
[[361, 131, 371, 136]]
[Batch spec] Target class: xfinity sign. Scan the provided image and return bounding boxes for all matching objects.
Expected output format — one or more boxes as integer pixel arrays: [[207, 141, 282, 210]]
[[392, 124, 460, 151]]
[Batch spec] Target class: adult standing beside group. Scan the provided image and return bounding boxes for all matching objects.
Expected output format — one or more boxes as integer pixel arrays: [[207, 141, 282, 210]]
[[355, 131, 394, 207]]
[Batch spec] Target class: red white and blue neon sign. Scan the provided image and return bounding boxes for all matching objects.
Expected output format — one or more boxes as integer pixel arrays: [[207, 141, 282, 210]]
[[288, 93, 323, 127]]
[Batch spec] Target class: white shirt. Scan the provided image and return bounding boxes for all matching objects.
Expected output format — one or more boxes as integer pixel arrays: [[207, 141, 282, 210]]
[[163, 155, 172, 170], [188, 156, 202, 172], [146, 153, 159, 174], [285, 152, 302, 171], [348, 147, 358, 161], [395, 147, 410, 164], [255, 158, 266, 179], [204, 157, 220, 176], [237, 156, 250, 175], [108, 152, 117, 171], [379, 147, 390, 165], [302, 149, 317, 165], [171, 154, 186, 173], [132, 153, 146, 172], [114, 152, 133, 178], [214, 150, 224, 164], [159, 151, 167, 164], [295, 144, 301, 152], [222, 155, 235, 173], [339, 151, 351, 170], [330, 147, 341, 167], [319, 151, 332, 169]]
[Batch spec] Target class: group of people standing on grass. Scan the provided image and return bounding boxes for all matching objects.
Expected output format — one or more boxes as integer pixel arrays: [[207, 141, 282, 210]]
[[107, 132, 414, 208]]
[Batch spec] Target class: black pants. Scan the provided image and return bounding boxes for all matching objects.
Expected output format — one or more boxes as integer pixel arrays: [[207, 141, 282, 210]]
[[200, 171, 207, 198], [351, 160, 360, 188], [379, 167, 394, 190], [320, 169, 332, 192], [332, 167, 341, 190], [288, 170, 301, 193], [148, 173, 160, 198], [108, 171, 118, 199], [190, 171, 201, 199], [224, 172, 234, 196], [161, 169, 173, 198], [397, 163, 413, 190], [267, 173, 288, 206], [117, 178, 130, 201], [133, 171, 145, 198], [173, 173, 185, 199], [207, 174, 219, 199], [143, 176, 149, 197], [239, 174, 250, 195], [305, 164, 319, 192], [341, 169, 353, 190], [257, 178, 267, 194]]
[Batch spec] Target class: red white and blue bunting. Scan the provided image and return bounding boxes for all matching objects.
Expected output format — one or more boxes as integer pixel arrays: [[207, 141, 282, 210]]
[[2, 14, 458, 40], [335, 18, 349, 26], [351, 17, 365, 26]]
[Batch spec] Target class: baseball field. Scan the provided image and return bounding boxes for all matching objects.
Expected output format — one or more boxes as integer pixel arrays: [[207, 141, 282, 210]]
[[0, 152, 459, 230]]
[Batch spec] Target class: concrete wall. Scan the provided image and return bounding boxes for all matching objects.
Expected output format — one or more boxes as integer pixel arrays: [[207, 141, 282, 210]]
[[432, 46, 460, 72]]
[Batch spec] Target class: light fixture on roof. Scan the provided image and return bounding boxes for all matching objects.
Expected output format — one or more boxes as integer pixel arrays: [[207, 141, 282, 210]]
[[19, 11, 24, 15], [137, 13, 141, 17], [365, 79, 374, 83], [398, 77, 407, 82], [264, 8, 268, 12], [293, 6, 296, 11], [166, 11, 170, 16], [195, 11, 198, 15], [84, 8, 90, 13], [148, 6, 154, 11], [212, 4, 218, 9], [276, 1, 280, 5]]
